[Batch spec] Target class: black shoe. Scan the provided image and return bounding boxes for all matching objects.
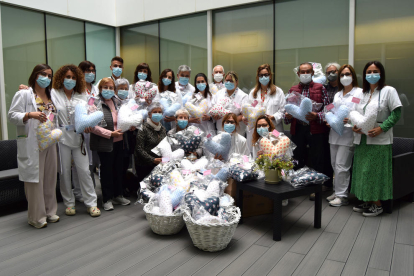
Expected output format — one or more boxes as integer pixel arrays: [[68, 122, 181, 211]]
[[309, 193, 315, 201], [353, 202, 371, 213], [363, 205, 383, 217]]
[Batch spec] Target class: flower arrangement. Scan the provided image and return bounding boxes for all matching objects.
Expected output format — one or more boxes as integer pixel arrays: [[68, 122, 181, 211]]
[[254, 154, 294, 173]]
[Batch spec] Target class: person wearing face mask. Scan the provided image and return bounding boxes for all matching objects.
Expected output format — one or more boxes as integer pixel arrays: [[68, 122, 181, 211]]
[[246, 64, 286, 152], [175, 65, 195, 97], [350, 61, 402, 217], [167, 108, 203, 158], [95, 56, 124, 87], [51, 65, 100, 217], [212, 113, 250, 161], [115, 78, 131, 102], [134, 102, 167, 183], [326, 65, 361, 207], [8, 64, 59, 228], [285, 62, 333, 198], [324, 63, 341, 104], [210, 65, 225, 95], [90, 78, 130, 211], [78, 61, 99, 97], [212, 71, 248, 136], [156, 69, 183, 132], [189, 73, 215, 135], [130, 63, 154, 103]]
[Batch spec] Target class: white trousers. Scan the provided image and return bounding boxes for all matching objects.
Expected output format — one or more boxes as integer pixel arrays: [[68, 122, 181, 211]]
[[330, 144, 354, 198], [59, 143, 97, 208]]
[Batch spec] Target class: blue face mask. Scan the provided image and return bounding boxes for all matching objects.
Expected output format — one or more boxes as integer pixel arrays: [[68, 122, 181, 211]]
[[112, 67, 122, 77], [177, 120, 188, 129], [151, 113, 163, 123], [196, 83, 207, 91], [36, 76, 51, 88], [366, 73, 381, 85], [259, 76, 270, 86], [179, 77, 189, 86], [63, 78, 76, 90], [117, 90, 128, 100], [102, 89, 114, 100], [225, 81, 235, 90], [138, 72, 147, 80], [224, 123, 236, 133], [257, 127, 269, 137], [162, 78, 172, 86], [85, 73, 95, 83]]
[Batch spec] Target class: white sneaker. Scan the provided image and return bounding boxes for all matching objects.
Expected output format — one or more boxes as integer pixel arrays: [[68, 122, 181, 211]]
[[282, 199, 289, 207], [47, 215, 60, 223], [112, 196, 130, 206], [329, 197, 349, 207], [326, 193, 336, 202], [28, 221, 47, 229], [103, 200, 114, 211]]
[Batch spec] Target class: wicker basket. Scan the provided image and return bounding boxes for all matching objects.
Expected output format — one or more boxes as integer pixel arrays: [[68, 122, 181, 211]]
[[143, 201, 185, 235], [183, 206, 241, 252]]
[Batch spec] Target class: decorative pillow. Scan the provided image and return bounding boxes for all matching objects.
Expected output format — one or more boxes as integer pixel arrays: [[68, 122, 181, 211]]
[[181, 157, 209, 172], [242, 104, 266, 130], [175, 134, 202, 153], [36, 120, 63, 151], [229, 165, 259, 182], [117, 99, 143, 132], [150, 173, 164, 188], [185, 193, 219, 216], [208, 98, 231, 118], [218, 207, 230, 222], [160, 98, 181, 117], [260, 136, 291, 156], [206, 180, 220, 197], [182, 92, 193, 106], [134, 81, 157, 101], [140, 189, 154, 203], [160, 185, 186, 208], [212, 167, 229, 182], [185, 99, 208, 118], [159, 190, 173, 215], [291, 171, 329, 185], [74, 104, 104, 134], [285, 97, 312, 124], [158, 140, 185, 161], [326, 105, 350, 136], [349, 105, 377, 135], [204, 133, 232, 161], [170, 170, 190, 191]]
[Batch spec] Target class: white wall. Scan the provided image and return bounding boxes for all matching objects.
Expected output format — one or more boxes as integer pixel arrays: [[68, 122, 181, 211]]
[[0, 0, 116, 26]]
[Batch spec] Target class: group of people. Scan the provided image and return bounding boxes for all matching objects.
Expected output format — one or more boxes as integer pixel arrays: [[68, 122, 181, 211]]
[[8, 55, 401, 229]]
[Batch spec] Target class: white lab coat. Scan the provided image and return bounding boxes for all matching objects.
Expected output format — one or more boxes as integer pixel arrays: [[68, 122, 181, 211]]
[[246, 87, 286, 152], [352, 86, 402, 145], [188, 93, 216, 135], [212, 88, 248, 135], [206, 132, 250, 161], [8, 88, 41, 183], [175, 81, 195, 97]]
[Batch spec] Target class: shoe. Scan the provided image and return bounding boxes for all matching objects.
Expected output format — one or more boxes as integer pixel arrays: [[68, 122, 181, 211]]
[[87, 206, 101, 217], [65, 206, 76, 216], [309, 193, 315, 201], [329, 197, 349, 207], [353, 202, 371, 213], [282, 199, 289, 207], [103, 200, 114, 211], [112, 196, 131, 206], [47, 215, 60, 223], [363, 205, 383, 217], [28, 221, 47, 229], [326, 193, 336, 202]]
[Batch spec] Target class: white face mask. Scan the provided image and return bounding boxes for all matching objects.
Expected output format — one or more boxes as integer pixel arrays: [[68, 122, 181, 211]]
[[340, 76, 353, 87], [299, 74, 312, 84], [214, 73, 223, 82]]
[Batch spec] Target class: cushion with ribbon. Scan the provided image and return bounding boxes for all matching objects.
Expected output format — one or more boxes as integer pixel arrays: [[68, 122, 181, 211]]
[[117, 99, 143, 132], [349, 105, 377, 135], [158, 140, 185, 161], [260, 136, 291, 156], [326, 105, 350, 136], [159, 190, 173, 215], [212, 167, 229, 182], [285, 97, 312, 124], [185, 193, 219, 216], [74, 103, 104, 134], [242, 103, 266, 130], [134, 81, 157, 101], [204, 133, 232, 161], [208, 98, 231, 118], [160, 98, 181, 117], [36, 120, 63, 151], [170, 170, 190, 191], [181, 157, 209, 172], [175, 134, 202, 153], [185, 99, 208, 118], [229, 164, 259, 182]]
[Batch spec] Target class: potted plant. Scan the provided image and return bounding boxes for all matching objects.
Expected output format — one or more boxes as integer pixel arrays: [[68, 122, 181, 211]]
[[255, 154, 294, 184]]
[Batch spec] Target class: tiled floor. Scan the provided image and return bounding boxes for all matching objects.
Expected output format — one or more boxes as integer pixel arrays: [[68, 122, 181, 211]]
[[0, 177, 413, 276]]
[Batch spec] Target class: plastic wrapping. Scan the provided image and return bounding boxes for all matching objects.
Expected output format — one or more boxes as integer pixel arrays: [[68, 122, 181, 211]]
[[117, 98, 143, 132], [324, 103, 351, 136], [242, 100, 266, 130], [74, 100, 104, 133], [208, 98, 231, 118], [88, 97, 107, 127], [204, 132, 232, 161], [35, 111, 62, 151], [184, 191, 220, 215], [151, 137, 185, 161], [285, 93, 313, 124], [134, 80, 157, 101], [181, 157, 209, 172], [349, 104, 378, 135], [283, 166, 330, 188], [185, 98, 208, 118], [229, 164, 259, 182], [170, 169, 191, 192], [174, 126, 204, 153]]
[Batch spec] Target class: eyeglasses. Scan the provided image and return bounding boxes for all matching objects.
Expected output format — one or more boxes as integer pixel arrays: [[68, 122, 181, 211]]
[[259, 74, 270, 78], [340, 73, 352, 77]]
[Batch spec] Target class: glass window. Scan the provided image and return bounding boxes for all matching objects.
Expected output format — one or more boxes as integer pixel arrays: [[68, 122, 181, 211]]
[[213, 3, 273, 93], [1, 5, 46, 140], [355, 0, 414, 138], [160, 13, 207, 84], [46, 14, 85, 72], [121, 22, 159, 85], [85, 22, 116, 82], [275, 0, 349, 95]]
